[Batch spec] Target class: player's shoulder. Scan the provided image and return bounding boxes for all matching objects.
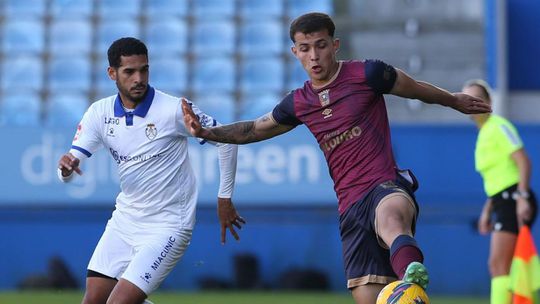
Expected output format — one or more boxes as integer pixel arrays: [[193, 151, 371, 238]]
[[88, 94, 117, 114], [490, 114, 515, 128], [341, 59, 389, 69], [485, 115, 519, 139], [154, 89, 179, 102], [152, 89, 182, 109], [340, 59, 383, 79]]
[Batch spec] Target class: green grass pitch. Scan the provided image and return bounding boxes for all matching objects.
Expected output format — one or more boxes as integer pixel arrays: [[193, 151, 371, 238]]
[[0, 290, 489, 303]]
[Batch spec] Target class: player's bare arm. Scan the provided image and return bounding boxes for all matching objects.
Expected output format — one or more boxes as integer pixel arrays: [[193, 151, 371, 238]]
[[390, 69, 492, 114], [181, 98, 294, 144], [57, 152, 82, 176], [217, 197, 246, 244]]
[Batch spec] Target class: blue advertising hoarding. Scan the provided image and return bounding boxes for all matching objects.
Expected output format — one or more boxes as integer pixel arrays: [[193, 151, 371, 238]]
[[1, 124, 538, 208], [0, 126, 336, 206]]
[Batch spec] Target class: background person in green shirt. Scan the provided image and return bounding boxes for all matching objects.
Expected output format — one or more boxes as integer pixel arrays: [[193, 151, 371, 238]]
[[463, 79, 537, 304]]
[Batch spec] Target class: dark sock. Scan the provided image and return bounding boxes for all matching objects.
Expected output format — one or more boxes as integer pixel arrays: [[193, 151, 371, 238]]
[[389, 235, 424, 279]]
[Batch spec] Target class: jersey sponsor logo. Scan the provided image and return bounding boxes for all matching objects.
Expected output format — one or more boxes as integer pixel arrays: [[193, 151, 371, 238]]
[[145, 123, 157, 140], [73, 124, 82, 141], [151, 236, 176, 271], [319, 126, 362, 152], [322, 108, 333, 119], [197, 114, 213, 128], [318, 89, 330, 106], [140, 272, 152, 284], [107, 127, 115, 137], [109, 148, 163, 164], [104, 117, 120, 125]]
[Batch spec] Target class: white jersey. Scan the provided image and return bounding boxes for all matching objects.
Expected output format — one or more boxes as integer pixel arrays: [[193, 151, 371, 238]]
[[61, 87, 237, 229]]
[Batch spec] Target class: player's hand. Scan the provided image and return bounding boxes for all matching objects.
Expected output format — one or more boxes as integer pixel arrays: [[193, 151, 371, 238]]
[[58, 153, 82, 177], [477, 211, 492, 235], [217, 197, 246, 244], [516, 197, 532, 227], [181, 98, 207, 137], [452, 93, 492, 114]]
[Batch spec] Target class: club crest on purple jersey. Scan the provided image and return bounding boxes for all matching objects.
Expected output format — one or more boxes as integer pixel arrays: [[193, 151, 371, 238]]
[[318, 89, 330, 106]]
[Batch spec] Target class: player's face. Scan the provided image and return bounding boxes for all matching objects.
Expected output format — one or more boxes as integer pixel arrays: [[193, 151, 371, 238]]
[[291, 29, 340, 87], [462, 85, 490, 121], [108, 55, 149, 106]]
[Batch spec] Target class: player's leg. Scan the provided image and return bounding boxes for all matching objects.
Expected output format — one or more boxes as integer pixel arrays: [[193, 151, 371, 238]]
[[106, 278, 147, 304], [82, 274, 117, 304], [351, 283, 384, 304], [489, 231, 516, 276], [487, 192, 519, 304], [84, 224, 132, 304], [340, 186, 398, 304], [112, 228, 193, 303], [375, 191, 428, 289], [489, 231, 516, 304]]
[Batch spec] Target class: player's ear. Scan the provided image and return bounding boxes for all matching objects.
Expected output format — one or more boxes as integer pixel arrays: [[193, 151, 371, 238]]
[[107, 66, 116, 81], [333, 38, 340, 53], [291, 45, 298, 58]]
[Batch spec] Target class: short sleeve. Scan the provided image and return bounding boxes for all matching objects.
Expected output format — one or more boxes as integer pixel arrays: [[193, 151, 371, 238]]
[[364, 59, 397, 94], [271, 91, 302, 126], [71, 103, 103, 158], [497, 122, 523, 155]]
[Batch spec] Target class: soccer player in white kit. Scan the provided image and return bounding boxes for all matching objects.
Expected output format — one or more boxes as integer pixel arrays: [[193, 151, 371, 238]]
[[57, 37, 244, 304]]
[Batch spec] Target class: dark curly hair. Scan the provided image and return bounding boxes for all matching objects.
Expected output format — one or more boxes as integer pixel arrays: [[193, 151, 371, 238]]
[[107, 37, 148, 68]]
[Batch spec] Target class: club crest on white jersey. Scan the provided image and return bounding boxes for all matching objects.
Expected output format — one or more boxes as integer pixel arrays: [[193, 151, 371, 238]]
[[145, 123, 157, 140]]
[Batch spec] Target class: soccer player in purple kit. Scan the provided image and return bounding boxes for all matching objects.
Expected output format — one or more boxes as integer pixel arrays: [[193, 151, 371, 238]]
[[182, 12, 491, 303]]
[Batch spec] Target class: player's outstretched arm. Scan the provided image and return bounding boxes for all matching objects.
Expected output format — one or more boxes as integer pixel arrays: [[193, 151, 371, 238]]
[[390, 69, 492, 114], [217, 197, 246, 244], [181, 99, 294, 144]]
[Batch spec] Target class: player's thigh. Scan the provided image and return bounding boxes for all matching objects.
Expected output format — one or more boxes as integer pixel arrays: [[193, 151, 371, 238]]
[[351, 283, 384, 304], [88, 224, 132, 279], [121, 228, 192, 295], [107, 278, 147, 304], [82, 276, 117, 304], [489, 231, 517, 276], [375, 192, 417, 247]]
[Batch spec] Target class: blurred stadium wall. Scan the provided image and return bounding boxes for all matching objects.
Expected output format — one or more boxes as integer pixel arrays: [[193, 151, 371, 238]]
[[0, 0, 539, 296]]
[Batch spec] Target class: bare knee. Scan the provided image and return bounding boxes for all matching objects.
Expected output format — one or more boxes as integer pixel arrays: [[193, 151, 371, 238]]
[[106, 279, 147, 304], [488, 255, 511, 277], [376, 197, 415, 247], [82, 290, 109, 304], [488, 232, 516, 277], [83, 277, 116, 304]]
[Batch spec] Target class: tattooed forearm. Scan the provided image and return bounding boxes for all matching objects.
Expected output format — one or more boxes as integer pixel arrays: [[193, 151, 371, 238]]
[[208, 121, 259, 144]]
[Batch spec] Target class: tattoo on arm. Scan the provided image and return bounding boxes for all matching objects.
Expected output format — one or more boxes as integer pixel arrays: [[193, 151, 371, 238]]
[[208, 121, 258, 144]]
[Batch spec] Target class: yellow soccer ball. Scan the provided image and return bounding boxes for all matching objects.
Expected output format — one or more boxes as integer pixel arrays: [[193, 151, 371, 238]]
[[376, 280, 430, 304]]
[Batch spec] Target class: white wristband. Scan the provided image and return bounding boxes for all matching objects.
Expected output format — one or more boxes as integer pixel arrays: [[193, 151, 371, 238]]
[[57, 168, 74, 183]]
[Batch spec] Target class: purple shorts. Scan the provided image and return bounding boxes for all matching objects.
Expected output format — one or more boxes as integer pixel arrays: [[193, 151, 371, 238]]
[[339, 171, 419, 288]]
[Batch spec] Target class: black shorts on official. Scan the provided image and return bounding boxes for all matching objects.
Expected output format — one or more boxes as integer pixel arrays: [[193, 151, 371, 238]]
[[491, 185, 537, 234], [339, 170, 419, 289]]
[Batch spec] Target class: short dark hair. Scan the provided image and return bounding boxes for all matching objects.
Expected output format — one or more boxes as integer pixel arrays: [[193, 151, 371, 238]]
[[107, 37, 148, 68], [289, 12, 335, 43]]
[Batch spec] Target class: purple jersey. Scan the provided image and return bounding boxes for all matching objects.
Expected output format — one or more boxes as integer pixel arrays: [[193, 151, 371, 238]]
[[272, 60, 398, 214]]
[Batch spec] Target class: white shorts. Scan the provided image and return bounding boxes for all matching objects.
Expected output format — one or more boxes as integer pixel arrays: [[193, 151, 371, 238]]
[[87, 220, 192, 295]]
